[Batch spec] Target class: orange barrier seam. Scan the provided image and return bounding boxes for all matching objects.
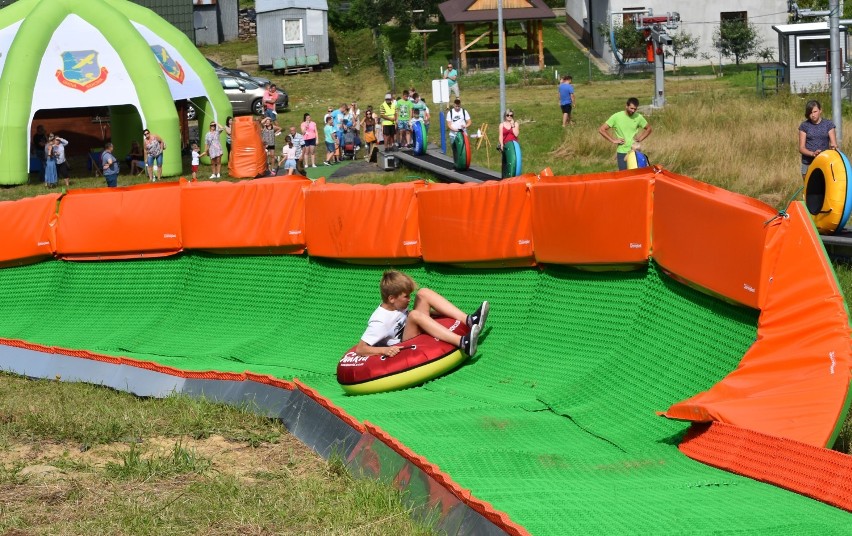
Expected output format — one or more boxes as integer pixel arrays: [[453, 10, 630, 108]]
[[292, 379, 367, 433], [0, 337, 296, 388], [364, 421, 532, 536], [679, 421, 852, 512]]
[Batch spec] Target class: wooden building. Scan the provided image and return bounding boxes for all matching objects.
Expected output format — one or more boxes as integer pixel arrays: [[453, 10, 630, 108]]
[[438, 0, 556, 71], [255, 0, 330, 71]]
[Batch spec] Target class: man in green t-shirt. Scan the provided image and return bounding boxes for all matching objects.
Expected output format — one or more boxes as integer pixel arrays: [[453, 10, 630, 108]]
[[598, 97, 653, 170]]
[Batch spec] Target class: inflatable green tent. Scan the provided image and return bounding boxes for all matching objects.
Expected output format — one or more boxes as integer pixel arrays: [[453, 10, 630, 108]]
[[0, 0, 232, 185]]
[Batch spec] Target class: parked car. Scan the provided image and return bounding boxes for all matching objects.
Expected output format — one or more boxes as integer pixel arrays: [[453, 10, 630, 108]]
[[187, 74, 288, 120], [206, 58, 270, 88]]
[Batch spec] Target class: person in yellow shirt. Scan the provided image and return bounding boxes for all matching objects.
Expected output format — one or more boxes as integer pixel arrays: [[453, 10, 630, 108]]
[[379, 93, 397, 152]]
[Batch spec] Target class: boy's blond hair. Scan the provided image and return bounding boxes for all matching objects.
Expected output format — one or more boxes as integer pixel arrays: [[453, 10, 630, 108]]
[[380, 270, 416, 302]]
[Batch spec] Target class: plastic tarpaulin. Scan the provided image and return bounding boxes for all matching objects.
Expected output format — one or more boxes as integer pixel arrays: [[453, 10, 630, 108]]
[[652, 172, 775, 309], [0, 193, 59, 267], [304, 182, 424, 261], [228, 115, 267, 179], [56, 182, 182, 260], [181, 177, 309, 253], [665, 202, 852, 448], [417, 177, 535, 266], [531, 172, 653, 265]]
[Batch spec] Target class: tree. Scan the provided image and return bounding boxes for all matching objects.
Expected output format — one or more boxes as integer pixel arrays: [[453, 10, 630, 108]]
[[598, 22, 646, 75], [328, 0, 443, 30], [713, 19, 762, 65], [667, 31, 700, 72]]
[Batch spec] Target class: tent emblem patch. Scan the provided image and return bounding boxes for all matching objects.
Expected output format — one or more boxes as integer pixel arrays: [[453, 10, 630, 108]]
[[55, 50, 108, 92], [151, 45, 185, 84]]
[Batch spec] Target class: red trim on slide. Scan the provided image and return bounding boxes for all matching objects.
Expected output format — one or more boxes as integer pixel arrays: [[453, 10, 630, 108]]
[[679, 421, 852, 512], [0, 337, 295, 389], [364, 421, 532, 536]]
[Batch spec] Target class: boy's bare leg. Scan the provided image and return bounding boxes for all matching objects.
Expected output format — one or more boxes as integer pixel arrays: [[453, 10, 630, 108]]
[[411, 288, 466, 323], [403, 309, 462, 346]]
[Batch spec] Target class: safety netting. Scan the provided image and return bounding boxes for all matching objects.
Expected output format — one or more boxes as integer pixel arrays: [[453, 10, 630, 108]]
[[0, 253, 849, 533]]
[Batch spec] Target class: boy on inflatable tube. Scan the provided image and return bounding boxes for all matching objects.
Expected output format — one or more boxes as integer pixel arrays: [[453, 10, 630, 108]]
[[355, 271, 489, 358]]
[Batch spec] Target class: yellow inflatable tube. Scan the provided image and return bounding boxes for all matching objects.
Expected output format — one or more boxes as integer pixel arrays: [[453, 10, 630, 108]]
[[340, 348, 468, 396], [804, 150, 852, 234]]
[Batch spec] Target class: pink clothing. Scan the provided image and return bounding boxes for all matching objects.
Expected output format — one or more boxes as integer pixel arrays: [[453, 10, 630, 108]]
[[263, 89, 278, 111], [301, 120, 318, 140], [281, 144, 298, 160]]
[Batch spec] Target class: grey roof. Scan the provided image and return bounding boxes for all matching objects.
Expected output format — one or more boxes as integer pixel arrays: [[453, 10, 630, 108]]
[[439, 0, 555, 24], [256, 0, 328, 13]]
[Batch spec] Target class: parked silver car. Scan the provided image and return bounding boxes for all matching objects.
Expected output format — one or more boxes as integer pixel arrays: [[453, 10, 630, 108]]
[[206, 58, 271, 88], [186, 75, 288, 119]]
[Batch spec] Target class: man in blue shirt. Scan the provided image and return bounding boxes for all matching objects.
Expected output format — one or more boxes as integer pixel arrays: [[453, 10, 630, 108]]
[[559, 74, 575, 127]]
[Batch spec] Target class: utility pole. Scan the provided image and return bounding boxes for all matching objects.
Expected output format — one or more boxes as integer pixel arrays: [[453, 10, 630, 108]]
[[636, 11, 680, 108], [789, 1, 841, 142], [498, 0, 506, 119], [830, 0, 843, 142]]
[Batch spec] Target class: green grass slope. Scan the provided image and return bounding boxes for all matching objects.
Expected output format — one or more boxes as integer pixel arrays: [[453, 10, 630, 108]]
[[0, 254, 849, 534]]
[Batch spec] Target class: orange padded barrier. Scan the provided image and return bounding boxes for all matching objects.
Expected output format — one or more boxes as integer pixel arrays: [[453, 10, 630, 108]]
[[531, 172, 653, 265], [56, 183, 182, 260], [228, 116, 267, 179], [181, 177, 309, 254], [665, 202, 852, 448], [417, 176, 535, 267], [0, 193, 59, 267], [652, 171, 776, 308], [304, 182, 425, 261], [679, 421, 852, 512]]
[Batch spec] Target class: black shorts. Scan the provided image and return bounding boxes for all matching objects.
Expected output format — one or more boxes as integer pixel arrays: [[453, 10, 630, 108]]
[[266, 145, 275, 150], [561, 103, 573, 114], [383, 124, 396, 137], [304, 138, 316, 147]]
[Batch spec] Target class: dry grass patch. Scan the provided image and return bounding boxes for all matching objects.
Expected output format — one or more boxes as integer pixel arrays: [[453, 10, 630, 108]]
[[0, 374, 433, 535]]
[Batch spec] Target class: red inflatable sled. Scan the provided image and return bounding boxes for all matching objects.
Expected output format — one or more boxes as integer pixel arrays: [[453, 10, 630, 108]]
[[337, 317, 470, 395]]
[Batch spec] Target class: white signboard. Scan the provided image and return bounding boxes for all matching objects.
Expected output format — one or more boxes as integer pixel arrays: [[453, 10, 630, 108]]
[[431, 79, 449, 105]]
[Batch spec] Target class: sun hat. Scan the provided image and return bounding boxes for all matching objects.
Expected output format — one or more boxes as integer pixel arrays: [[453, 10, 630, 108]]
[[385, 93, 392, 99]]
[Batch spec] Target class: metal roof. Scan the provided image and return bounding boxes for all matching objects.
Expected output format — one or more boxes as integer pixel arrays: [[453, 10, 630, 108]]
[[772, 22, 845, 35], [256, 0, 328, 13], [438, 0, 555, 24]]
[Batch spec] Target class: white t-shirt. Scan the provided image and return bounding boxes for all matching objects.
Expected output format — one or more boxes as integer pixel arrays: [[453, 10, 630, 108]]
[[191, 150, 200, 166], [447, 108, 470, 132], [281, 144, 297, 160], [361, 306, 408, 346]]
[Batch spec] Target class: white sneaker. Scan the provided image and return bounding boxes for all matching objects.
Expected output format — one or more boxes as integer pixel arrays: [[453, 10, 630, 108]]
[[210, 174, 216, 179], [312, 164, 317, 168], [215, 173, 220, 178]]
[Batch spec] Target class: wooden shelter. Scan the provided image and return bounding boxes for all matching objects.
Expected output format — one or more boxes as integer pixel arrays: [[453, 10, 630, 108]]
[[438, 0, 555, 71]]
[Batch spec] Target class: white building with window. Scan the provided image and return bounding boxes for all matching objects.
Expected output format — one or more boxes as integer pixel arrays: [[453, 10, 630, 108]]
[[773, 22, 846, 93], [564, 1, 788, 71], [255, 0, 329, 70]]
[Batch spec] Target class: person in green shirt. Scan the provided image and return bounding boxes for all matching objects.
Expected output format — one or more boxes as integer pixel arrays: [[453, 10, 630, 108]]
[[396, 90, 413, 148], [598, 97, 652, 170]]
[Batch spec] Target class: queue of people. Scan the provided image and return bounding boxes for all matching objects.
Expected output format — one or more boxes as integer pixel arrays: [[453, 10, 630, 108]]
[[28, 69, 835, 191]]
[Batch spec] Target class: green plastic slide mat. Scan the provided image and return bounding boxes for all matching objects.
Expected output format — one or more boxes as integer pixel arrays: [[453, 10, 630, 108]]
[[0, 253, 848, 533]]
